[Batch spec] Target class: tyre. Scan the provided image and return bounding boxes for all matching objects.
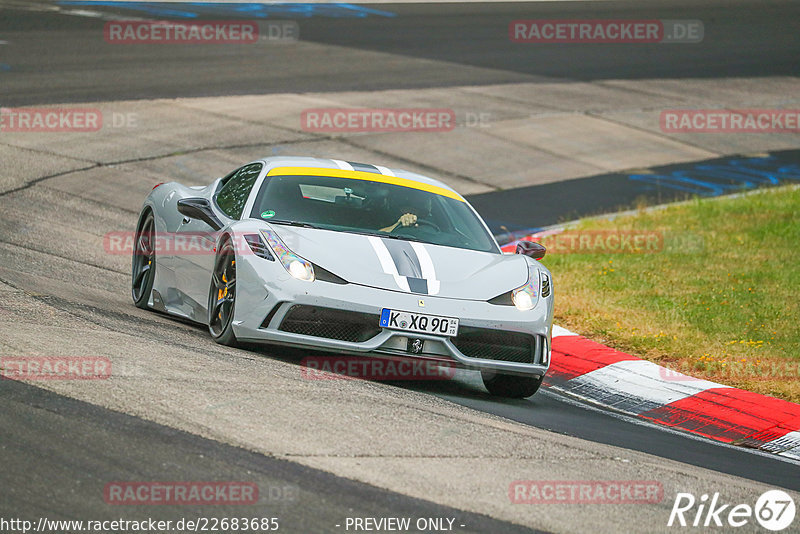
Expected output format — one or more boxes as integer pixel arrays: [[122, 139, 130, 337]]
[[208, 236, 239, 347], [481, 371, 543, 398], [131, 211, 156, 309]]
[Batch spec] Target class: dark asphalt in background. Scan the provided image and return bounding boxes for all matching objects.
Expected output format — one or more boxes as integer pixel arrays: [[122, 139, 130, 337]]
[[0, 0, 798, 106], [0, 378, 542, 533], [467, 149, 800, 236]]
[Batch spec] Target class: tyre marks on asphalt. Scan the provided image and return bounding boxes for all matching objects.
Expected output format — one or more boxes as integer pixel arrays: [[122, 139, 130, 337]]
[[0, 378, 542, 534]]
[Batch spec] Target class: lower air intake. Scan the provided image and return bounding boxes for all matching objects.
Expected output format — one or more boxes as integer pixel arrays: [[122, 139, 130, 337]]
[[453, 327, 541, 364], [279, 305, 381, 343]]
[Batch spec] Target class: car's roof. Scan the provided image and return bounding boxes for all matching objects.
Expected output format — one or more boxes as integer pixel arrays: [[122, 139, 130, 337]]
[[257, 156, 464, 202]]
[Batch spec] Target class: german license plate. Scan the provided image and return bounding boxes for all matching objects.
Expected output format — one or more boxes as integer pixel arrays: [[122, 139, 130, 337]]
[[379, 308, 459, 336]]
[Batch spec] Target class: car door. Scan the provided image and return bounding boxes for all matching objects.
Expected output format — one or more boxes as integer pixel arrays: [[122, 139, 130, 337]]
[[173, 162, 263, 319]]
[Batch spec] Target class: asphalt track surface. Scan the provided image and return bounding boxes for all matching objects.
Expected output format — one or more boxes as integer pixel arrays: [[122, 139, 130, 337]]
[[2, 378, 540, 534], [2, 0, 799, 106], [1, 1, 800, 531]]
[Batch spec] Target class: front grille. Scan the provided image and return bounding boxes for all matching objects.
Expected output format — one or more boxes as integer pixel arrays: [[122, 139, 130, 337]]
[[452, 327, 541, 364], [278, 305, 381, 342]]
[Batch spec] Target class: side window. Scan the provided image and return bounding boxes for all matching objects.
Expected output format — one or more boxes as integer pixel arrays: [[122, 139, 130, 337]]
[[215, 163, 262, 219]]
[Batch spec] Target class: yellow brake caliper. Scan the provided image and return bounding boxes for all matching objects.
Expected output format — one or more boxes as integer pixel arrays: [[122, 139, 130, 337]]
[[217, 273, 228, 319], [217, 261, 234, 320]]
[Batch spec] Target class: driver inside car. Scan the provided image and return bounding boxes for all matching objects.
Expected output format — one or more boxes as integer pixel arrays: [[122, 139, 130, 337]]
[[379, 211, 418, 233], [378, 190, 431, 233]]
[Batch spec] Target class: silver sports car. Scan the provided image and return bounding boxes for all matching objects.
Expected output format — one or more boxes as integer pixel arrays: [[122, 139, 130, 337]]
[[132, 157, 553, 397]]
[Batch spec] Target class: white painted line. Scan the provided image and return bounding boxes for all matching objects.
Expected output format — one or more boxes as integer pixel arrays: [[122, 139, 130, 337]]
[[374, 165, 395, 177], [552, 325, 578, 337], [409, 242, 440, 295], [566, 359, 728, 415], [331, 159, 353, 171], [543, 387, 800, 466], [763, 430, 800, 459], [63, 9, 105, 18], [367, 235, 410, 293]]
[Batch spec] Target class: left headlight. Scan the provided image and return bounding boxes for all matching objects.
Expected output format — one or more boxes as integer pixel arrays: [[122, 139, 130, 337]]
[[260, 229, 315, 282], [511, 263, 540, 311], [287, 259, 314, 282]]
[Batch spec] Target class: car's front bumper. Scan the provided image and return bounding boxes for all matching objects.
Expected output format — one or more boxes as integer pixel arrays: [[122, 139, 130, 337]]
[[232, 257, 553, 377]]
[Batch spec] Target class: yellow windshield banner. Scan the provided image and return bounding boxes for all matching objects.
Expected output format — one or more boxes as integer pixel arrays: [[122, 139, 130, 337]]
[[266, 166, 465, 202]]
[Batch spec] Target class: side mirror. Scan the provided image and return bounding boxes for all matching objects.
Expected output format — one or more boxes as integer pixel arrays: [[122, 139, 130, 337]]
[[177, 198, 224, 231], [516, 240, 546, 260]]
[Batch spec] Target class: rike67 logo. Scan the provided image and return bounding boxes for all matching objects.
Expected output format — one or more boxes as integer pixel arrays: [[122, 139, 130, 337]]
[[668, 490, 796, 531]]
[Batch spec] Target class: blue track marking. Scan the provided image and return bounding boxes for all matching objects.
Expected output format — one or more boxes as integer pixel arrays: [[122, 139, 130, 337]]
[[465, 150, 800, 242], [628, 154, 800, 196], [57, 1, 396, 18]]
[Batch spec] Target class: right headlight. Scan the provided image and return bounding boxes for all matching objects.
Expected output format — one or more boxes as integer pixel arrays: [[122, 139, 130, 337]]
[[511, 263, 540, 311]]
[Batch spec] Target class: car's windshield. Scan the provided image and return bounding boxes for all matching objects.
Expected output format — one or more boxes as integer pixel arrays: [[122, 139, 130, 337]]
[[250, 174, 499, 254]]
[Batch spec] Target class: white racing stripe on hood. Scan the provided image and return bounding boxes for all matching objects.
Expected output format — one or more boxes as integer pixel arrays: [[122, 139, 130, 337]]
[[374, 165, 395, 176], [367, 236, 411, 292], [331, 159, 354, 171], [410, 242, 440, 295]]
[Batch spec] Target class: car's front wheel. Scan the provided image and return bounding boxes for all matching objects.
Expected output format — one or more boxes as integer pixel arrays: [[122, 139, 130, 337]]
[[131, 210, 156, 309], [208, 236, 239, 347], [481, 371, 543, 398]]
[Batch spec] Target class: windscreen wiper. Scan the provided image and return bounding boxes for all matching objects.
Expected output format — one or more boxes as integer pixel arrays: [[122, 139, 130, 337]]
[[346, 230, 423, 242], [268, 219, 320, 229]]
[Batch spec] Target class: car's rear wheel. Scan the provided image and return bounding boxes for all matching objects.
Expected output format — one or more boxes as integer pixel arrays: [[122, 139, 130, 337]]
[[131, 211, 156, 309], [208, 236, 238, 347], [481, 371, 543, 398]]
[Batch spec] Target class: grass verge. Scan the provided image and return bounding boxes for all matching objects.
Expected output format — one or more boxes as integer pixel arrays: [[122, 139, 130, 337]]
[[541, 185, 800, 403]]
